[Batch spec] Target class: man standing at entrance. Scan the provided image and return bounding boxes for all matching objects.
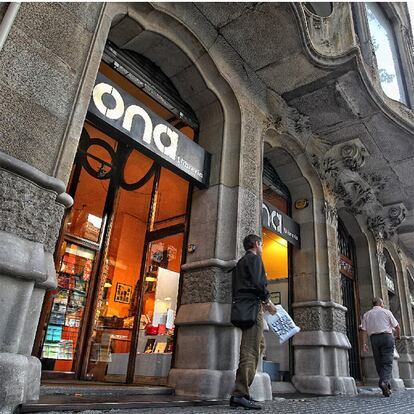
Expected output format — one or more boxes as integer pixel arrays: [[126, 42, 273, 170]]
[[360, 297, 400, 397], [230, 234, 276, 410]]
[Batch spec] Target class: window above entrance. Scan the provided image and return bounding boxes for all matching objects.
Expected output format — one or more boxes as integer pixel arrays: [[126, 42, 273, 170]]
[[365, 3, 408, 105]]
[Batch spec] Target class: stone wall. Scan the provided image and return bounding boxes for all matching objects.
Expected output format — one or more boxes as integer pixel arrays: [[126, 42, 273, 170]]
[[0, 152, 72, 413], [0, 3, 103, 412]]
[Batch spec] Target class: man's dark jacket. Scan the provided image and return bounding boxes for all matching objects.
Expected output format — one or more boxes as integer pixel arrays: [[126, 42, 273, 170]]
[[232, 251, 270, 302]]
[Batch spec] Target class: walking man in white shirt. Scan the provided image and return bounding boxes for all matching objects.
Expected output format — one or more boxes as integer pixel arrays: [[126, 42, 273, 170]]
[[360, 297, 400, 397]]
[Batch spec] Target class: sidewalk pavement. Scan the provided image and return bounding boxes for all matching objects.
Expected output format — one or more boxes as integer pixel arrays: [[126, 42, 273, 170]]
[[43, 389, 414, 414]]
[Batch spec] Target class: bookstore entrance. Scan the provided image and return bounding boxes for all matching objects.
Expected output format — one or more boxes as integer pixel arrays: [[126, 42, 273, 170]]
[[33, 48, 210, 385]]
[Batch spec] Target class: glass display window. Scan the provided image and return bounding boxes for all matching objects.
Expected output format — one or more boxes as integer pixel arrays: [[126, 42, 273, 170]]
[[40, 242, 95, 372], [36, 60, 194, 384]]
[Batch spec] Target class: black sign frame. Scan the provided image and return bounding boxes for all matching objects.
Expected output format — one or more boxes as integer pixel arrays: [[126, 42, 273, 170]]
[[87, 73, 211, 188]]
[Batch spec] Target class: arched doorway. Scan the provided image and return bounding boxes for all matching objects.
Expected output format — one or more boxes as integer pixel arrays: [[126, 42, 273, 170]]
[[34, 40, 209, 385], [261, 143, 311, 386], [262, 158, 292, 382]]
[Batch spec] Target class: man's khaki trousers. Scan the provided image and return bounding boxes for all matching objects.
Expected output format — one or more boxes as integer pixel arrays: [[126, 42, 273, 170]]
[[233, 309, 265, 397]]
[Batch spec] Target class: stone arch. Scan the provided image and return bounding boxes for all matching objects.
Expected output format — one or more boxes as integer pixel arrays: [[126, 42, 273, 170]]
[[263, 128, 357, 396], [51, 2, 246, 400], [263, 129, 324, 302]]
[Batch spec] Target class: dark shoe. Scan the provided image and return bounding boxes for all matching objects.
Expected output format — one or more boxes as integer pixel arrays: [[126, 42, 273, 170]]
[[230, 395, 262, 410], [379, 381, 391, 397]]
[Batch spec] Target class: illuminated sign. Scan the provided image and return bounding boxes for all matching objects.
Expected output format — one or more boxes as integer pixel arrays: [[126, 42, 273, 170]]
[[88, 73, 211, 187], [262, 201, 300, 247]]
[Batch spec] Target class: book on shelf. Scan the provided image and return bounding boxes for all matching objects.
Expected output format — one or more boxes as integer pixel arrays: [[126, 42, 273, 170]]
[[153, 341, 167, 353], [143, 338, 156, 353]]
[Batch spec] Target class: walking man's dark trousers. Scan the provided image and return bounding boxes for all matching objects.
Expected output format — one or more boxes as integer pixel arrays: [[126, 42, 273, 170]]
[[370, 333, 395, 388]]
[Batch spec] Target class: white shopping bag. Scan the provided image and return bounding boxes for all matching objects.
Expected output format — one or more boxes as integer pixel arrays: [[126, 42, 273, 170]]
[[265, 305, 300, 344]]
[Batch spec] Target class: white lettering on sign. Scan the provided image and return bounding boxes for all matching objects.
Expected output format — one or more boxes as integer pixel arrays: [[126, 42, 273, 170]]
[[93, 83, 125, 120], [153, 124, 178, 159], [92, 82, 179, 160], [177, 156, 204, 179], [262, 203, 282, 234], [123, 105, 153, 144]]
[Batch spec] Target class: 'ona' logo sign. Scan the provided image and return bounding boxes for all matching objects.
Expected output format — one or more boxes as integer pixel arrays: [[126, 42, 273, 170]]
[[92, 82, 178, 161], [87, 73, 211, 187]]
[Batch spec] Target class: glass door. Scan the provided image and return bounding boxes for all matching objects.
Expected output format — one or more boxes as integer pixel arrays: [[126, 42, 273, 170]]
[[131, 232, 184, 385], [84, 149, 156, 382]]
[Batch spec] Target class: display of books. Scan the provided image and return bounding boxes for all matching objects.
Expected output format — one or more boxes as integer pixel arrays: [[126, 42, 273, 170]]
[[49, 310, 65, 325]]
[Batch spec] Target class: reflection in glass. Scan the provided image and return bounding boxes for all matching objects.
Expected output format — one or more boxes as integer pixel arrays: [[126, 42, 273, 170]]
[[151, 167, 189, 231], [64, 123, 117, 242], [134, 233, 183, 384], [365, 3, 407, 104]]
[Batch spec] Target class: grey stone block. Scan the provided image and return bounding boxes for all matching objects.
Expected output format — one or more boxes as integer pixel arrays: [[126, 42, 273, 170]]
[[0, 81, 63, 175], [219, 3, 302, 71], [0, 275, 33, 354], [0, 353, 41, 414], [14, 2, 94, 73], [175, 302, 231, 326], [292, 374, 357, 395], [0, 27, 79, 120], [168, 368, 235, 399], [174, 325, 238, 371], [62, 2, 103, 33], [108, 15, 144, 48]]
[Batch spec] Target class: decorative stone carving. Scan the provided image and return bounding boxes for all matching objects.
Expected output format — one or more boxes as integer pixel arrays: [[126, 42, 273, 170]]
[[386, 203, 407, 237], [309, 138, 384, 216], [0, 170, 67, 253], [181, 266, 232, 305], [340, 143, 366, 171], [367, 215, 386, 240], [308, 136, 406, 240], [293, 304, 347, 334]]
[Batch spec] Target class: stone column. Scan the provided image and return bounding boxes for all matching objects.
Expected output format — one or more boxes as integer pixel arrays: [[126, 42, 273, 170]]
[[396, 336, 414, 387], [169, 99, 272, 400], [0, 152, 72, 413], [292, 301, 356, 394], [167, 261, 238, 399], [291, 195, 356, 395]]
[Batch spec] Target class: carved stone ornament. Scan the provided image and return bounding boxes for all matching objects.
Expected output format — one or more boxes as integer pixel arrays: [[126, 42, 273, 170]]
[[181, 266, 232, 305], [263, 95, 312, 143], [308, 137, 406, 240], [294, 304, 347, 334], [308, 137, 386, 216]]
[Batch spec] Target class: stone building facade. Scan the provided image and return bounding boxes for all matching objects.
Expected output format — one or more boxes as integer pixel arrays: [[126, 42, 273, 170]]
[[1, 2, 414, 413]]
